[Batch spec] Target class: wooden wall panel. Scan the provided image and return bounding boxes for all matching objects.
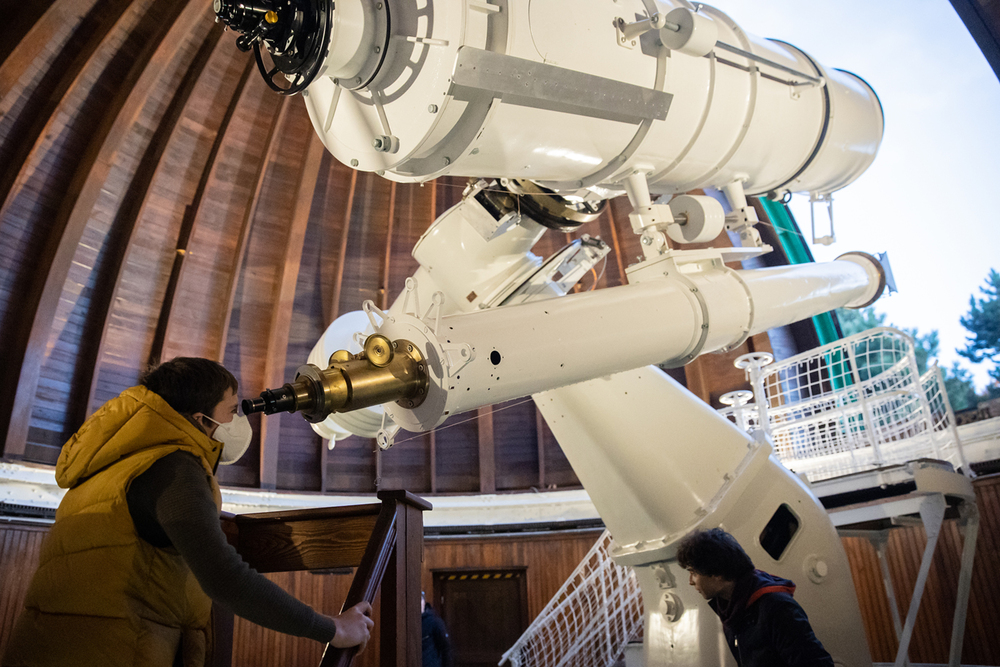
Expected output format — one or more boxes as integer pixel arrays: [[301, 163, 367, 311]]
[[536, 399, 581, 489], [221, 529, 604, 667], [377, 432, 434, 494], [494, 398, 542, 492], [326, 435, 379, 493], [4, 474, 1000, 666], [421, 530, 605, 625], [0, 523, 48, 660], [432, 413, 482, 494], [841, 474, 1000, 665]]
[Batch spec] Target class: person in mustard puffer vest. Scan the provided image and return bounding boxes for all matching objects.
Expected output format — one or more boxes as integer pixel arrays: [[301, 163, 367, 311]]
[[3, 357, 373, 667]]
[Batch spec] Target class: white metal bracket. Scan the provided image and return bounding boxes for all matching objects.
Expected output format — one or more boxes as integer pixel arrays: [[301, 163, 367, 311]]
[[810, 192, 835, 245], [614, 13, 667, 49], [441, 342, 475, 378]]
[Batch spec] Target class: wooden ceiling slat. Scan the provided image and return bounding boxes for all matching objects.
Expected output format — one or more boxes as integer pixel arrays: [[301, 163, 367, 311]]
[[379, 181, 397, 310], [603, 203, 627, 286], [79, 24, 224, 421], [535, 406, 546, 488], [321, 438, 330, 492], [325, 169, 358, 324], [217, 96, 291, 361], [147, 57, 255, 365], [159, 72, 283, 361], [258, 132, 326, 490], [429, 429, 437, 494], [0, 0, 133, 220], [478, 405, 496, 493], [0, 0, 206, 458], [0, 0, 92, 104]]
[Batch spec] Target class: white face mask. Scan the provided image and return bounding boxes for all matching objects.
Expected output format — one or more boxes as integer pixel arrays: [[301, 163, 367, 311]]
[[205, 413, 253, 465]]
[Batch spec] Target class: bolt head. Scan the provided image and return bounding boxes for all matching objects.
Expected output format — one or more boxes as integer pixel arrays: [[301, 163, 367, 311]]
[[350, 158, 359, 167]]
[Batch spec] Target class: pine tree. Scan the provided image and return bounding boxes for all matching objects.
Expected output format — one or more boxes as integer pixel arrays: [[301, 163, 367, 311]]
[[958, 268, 1000, 384]]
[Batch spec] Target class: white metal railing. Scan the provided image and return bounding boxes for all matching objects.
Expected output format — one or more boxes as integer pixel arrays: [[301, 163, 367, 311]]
[[500, 530, 642, 667], [719, 328, 969, 482]]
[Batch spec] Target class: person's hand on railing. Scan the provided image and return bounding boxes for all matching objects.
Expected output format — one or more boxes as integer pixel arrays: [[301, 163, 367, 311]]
[[330, 601, 375, 651]]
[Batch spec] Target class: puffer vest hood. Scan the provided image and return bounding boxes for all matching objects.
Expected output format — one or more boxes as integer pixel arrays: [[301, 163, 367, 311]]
[[4, 386, 224, 667]]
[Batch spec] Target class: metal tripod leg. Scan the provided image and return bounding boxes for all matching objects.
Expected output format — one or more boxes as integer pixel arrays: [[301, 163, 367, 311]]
[[948, 501, 980, 667], [894, 494, 945, 667]]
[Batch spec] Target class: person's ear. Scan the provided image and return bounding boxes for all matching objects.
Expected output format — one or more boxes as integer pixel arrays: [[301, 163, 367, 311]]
[[191, 412, 214, 436]]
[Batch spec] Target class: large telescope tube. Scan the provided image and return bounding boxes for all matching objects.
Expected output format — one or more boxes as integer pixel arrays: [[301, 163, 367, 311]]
[[217, 0, 883, 199], [249, 250, 884, 431]]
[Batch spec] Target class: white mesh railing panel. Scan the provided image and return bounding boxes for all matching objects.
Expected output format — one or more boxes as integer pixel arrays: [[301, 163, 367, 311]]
[[718, 328, 968, 481], [501, 530, 643, 667]]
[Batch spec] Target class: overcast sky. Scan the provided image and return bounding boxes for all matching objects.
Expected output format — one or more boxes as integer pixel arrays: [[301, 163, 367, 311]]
[[715, 0, 1000, 389]]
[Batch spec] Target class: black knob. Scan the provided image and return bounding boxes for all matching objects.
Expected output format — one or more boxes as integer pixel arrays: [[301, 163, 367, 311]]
[[244, 385, 300, 416], [242, 397, 266, 415]]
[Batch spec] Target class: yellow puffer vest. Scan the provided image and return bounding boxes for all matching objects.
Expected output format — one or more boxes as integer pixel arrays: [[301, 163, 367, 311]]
[[3, 386, 224, 667]]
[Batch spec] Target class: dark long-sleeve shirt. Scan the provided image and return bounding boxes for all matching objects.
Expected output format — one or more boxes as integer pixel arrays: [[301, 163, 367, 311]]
[[709, 570, 833, 667], [126, 451, 336, 643]]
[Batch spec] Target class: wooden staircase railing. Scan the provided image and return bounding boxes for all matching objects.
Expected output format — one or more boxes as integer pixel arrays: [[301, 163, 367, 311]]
[[212, 490, 432, 667]]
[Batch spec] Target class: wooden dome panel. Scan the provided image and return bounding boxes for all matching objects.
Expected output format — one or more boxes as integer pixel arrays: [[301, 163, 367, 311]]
[[1, 0, 784, 495]]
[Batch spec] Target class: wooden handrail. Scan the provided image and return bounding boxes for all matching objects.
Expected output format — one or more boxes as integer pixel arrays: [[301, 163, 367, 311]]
[[320, 496, 400, 667], [214, 490, 431, 667]]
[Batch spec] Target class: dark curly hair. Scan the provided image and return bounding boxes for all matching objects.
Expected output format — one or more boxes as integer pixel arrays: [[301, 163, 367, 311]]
[[676, 528, 755, 581], [140, 357, 238, 417]]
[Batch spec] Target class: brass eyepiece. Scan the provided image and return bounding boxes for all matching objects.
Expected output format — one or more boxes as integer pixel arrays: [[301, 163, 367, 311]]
[[243, 335, 429, 423]]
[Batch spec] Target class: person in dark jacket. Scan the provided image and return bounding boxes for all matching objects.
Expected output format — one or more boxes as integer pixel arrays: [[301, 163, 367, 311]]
[[421, 591, 453, 667], [676, 528, 834, 667]]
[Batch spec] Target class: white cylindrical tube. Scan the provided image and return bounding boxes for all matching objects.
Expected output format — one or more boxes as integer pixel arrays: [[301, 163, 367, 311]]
[[378, 255, 882, 431], [301, 0, 883, 198]]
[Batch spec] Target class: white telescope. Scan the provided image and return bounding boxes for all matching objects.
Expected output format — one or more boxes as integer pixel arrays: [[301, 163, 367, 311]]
[[218, 1, 887, 665]]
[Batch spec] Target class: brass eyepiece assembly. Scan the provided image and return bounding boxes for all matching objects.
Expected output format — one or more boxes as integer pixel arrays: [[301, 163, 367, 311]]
[[242, 335, 429, 423]]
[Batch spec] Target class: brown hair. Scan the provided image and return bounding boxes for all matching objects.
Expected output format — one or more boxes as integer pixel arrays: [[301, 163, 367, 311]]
[[676, 528, 755, 581], [140, 357, 238, 417]]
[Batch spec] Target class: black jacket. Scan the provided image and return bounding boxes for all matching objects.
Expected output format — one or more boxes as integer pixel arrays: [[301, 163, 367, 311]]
[[421, 608, 452, 667], [709, 570, 834, 667]]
